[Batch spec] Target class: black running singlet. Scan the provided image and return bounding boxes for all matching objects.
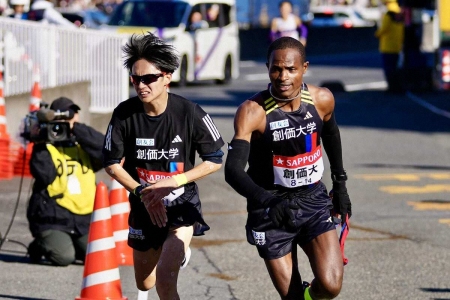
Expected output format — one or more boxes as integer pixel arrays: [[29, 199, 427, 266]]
[[103, 93, 224, 204], [248, 84, 324, 190]]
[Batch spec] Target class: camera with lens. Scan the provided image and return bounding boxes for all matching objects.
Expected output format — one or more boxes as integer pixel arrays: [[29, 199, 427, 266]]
[[21, 104, 74, 143]]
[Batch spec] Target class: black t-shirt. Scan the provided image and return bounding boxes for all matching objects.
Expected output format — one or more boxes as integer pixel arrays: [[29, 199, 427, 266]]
[[103, 93, 224, 203]]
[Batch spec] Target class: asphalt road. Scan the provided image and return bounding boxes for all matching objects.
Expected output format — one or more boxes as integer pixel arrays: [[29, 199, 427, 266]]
[[1, 53, 450, 300]]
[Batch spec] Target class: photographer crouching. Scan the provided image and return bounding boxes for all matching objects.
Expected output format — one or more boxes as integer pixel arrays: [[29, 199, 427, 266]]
[[25, 97, 105, 266]]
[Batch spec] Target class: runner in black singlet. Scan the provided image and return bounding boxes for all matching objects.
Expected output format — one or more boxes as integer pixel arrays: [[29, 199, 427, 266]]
[[225, 37, 352, 299], [102, 32, 224, 299]]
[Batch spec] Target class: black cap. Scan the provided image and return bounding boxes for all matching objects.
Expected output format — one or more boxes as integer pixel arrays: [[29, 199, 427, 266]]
[[50, 97, 81, 112]]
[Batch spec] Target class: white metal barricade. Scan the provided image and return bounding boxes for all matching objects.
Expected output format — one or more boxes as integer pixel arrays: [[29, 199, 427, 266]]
[[0, 18, 129, 113]]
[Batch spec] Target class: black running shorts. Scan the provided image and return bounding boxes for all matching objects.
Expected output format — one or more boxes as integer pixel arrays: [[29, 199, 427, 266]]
[[127, 186, 210, 252], [245, 181, 335, 260]]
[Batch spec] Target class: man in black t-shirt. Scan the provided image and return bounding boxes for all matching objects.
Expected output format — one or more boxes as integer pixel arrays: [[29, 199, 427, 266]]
[[102, 32, 224, 299]]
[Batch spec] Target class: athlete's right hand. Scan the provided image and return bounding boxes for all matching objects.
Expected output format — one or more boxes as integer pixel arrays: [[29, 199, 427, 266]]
[[267, 197, 299, 231], [142, 197, 167, 228]]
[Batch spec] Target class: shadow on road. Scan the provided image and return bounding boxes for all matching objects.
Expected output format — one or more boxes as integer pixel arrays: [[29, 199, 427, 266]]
[[196, 88, 450, 134], [0, 252, 29, 263], [173, 81, 450, 133], [357, 163, 450, 171], [332, 90, 450, 133], [308, 51, 382, 68], [0, 294, 52, 300], [419, 287, 450, 300], [420, 288, 450, 293]]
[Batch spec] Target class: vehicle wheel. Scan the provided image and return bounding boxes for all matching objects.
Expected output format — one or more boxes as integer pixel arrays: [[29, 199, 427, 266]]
[[174, 55, 188, 87], [216, 55, 232, 85]]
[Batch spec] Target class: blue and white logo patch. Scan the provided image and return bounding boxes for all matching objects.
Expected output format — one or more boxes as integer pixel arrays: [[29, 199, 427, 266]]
[[252, 230, 266, 246], [136, 138, 155, 146], [269, 119, 289, 130], [129, 226, 145, 240]]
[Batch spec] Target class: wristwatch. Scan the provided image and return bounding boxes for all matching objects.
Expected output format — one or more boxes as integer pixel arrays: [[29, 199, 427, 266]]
[[331, 171, 347, 182], [133, 183, 151, 199]]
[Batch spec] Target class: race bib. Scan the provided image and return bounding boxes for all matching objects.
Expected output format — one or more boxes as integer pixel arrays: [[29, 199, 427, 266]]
[[273, 146, 324, 188]]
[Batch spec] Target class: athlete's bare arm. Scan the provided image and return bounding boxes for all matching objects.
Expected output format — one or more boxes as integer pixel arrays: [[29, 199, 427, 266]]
[[308, 84, 335, 121], [141, 160, 222, 227], [144, 160, 222, 204], [233, 99, 267, 141], [106, 158, 222, 227], [105, 163, 140, 193]]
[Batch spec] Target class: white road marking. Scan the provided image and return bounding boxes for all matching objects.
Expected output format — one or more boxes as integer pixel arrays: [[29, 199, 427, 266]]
[[344, 81, 387, 91], [240, 61, 259, 67], [202, 105, 237, 115]]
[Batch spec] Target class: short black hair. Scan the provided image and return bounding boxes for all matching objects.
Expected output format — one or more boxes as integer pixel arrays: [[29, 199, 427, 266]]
[[266, 36, 306, 63], [279, 0, 293, 8], [123, 32, 180, 73]]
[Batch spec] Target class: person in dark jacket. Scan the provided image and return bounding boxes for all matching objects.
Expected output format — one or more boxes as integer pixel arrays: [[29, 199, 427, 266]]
[[27, 97, 104, 266]]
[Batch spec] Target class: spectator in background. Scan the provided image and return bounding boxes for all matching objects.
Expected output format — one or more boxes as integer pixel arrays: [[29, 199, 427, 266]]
[[95, 0, 118, 15], [375, 0, 404, 93], [189, 11, 208, 31], [0, 0, 8, 15], [28, 0, 77, 27], [8, 0, 29, 19], [206, 3, 219, 27], [270, 0, 307, 46], [27, 97, 105, 266]]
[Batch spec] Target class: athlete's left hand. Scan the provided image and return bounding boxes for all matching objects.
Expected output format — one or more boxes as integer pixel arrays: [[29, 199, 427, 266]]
[[143, 199, 167, 228], [330, 181, 352, 224]]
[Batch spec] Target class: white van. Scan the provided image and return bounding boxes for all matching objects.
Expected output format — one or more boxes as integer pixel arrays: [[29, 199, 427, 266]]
[[103, 0, 240, 86]]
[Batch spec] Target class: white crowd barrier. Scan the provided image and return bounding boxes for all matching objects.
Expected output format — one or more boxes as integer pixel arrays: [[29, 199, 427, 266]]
[[0, 18, 129, 113]]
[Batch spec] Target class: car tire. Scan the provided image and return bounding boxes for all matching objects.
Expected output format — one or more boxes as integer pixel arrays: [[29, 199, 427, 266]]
[[216, 55, 232, 85], [173, 55, 188, 87]]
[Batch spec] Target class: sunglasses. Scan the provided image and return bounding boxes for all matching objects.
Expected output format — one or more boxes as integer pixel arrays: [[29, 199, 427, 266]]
[[130, 73, 165, 85]]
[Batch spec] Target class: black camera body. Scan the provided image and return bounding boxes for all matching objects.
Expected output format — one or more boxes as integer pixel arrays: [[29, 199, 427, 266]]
[[21, 107, 74, 143]]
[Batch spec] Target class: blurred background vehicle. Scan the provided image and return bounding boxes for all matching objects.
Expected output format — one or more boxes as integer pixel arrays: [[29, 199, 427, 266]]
[[309, 5, 376, 28], [56, 7, 110, 29], [101, 0, 240, 86]]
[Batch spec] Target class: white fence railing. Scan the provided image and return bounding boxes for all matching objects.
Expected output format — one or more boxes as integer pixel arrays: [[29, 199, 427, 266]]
[[0, 18, 129, 113]]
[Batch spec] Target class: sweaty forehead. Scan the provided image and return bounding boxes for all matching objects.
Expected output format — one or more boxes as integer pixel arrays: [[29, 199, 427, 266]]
[[269, 48, 304, 66]]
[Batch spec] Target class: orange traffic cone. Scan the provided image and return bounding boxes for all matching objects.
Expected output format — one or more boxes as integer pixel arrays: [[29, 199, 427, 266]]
[[0, 70, 9, 139], [13, 68, 41, 177], [76, 181, 127, 300], [29, 67, 41, 112], [109, 178, 133, 266], [0, 69, 13, 180], [13, 142, 33, 178]]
